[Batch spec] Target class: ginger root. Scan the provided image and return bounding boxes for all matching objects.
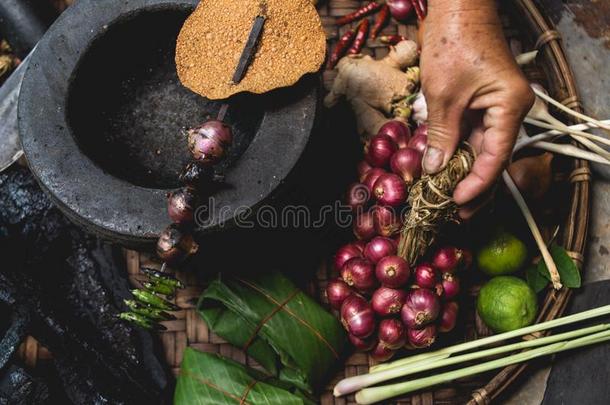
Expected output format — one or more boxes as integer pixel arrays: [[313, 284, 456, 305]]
[[324, 40, 420, 138]]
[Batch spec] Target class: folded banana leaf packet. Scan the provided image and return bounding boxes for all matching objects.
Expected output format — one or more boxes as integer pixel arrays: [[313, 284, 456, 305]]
[[175, 348, 316, 405], [197, 272, 346, 393]]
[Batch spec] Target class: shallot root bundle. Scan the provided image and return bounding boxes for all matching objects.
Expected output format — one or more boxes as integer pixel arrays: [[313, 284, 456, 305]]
[[398, 144, 475, 265]]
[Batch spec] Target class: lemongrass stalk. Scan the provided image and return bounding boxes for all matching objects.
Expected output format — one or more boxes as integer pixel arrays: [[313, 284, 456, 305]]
[[524, 117, 610, 147], [371, 304, 610, 373], [503, 171, 561, 289], [530, 141, 610, 165], [531, 86, 610, 132], [516, 50, 538, 66], [356, 330, 610, 404], [334, 324, 609, 396]]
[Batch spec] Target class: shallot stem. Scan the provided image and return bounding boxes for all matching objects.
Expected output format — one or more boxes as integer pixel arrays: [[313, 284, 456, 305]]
[[355, 330, 610, 404], [334, 323, 610, 396], [503, 171, 562, 290], [531, 86, 610, 132], [515, 50, 538, 66], [371, 304, 610, 373], [530, 141, 610, 166], [524, 117, 610, 147]]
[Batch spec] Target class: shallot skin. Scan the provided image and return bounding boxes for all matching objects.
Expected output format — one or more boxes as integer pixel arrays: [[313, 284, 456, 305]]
[[408, 324, 437, 348], [353, 211, 377, 241], [378, 318, 407, 349], [341, 295, 377, 338], [326, 278, 354, 309], [378, 120, 411, 149], [371, 287, 407, 316], [365, 134, 398, 168], [373, 173, 407, 207], [401, 288, 441, 329], [364, 237, 397, 264], [376, 256, 410, 288], [334, 243, 364, 270], [341, 258, 378, 292]]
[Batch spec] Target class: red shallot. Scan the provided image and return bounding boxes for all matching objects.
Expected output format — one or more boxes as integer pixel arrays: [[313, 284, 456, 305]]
[[378, 120, 411, 149], [413, 263, 438, 289], [376, 256, 410, 288], [341, 295, 376, 338], [390, 148, 422, 185], [334, 243, 364, 270], [354, 211, 377, 241], [373, 173, 407, 206], [378, 318, 407, 349], [365, 135, 398, 168], [401, 288, 440, 329], [326, 278, 354, 309], [408, 324, 437, 348], [371, 287, 407, 316], [373, 205, 401, 237], [364, 236, 397, 264], [341, 258, 378, 292], [439, 301, 459, 333]]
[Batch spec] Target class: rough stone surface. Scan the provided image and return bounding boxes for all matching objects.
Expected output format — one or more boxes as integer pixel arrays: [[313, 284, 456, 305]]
[[18, 0, 318, 247]]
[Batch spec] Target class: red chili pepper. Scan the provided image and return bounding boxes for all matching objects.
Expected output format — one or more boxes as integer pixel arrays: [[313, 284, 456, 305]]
[[336, 2, 383, 26], [371, 5, 390, 39], [379, 35, 407, 45], [348, 19, 370, 55], [411, 0, 427, 21], [328, 29, 356, 69]]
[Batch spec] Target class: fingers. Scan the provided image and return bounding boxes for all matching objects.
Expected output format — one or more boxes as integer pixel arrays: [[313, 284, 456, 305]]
[[423, 99, 465, 174], [454, 105, 520, 206]]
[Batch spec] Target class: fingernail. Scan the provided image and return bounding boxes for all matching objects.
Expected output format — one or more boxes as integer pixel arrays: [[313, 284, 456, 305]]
[[423, 147, 444, 174]]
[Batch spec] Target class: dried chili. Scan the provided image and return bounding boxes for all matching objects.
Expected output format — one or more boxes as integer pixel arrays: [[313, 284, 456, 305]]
[[348, 19, 370, 55], [336, 2, 383, 26], [328, 29, 357, 69], [371, 5, 390, 39]]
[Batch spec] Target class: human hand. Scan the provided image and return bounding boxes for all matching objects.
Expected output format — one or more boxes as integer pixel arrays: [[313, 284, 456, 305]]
[[420, 0, 534, 218]]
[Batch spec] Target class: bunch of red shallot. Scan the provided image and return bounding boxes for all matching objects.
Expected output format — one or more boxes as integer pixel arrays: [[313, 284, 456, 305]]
[[327, 242, 470, 362], [327, 121, 469, 362]]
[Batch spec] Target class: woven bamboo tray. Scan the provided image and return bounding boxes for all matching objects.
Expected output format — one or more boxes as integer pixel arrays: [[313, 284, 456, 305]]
[[19, 0, 590, 403]]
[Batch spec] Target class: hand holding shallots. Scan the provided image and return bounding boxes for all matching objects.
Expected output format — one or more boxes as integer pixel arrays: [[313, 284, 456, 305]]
[[420, 0, 534, 218]]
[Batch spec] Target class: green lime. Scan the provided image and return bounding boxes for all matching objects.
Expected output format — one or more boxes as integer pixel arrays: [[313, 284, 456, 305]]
[[477, 276, 538, 333], [476, 230, 527, 276]]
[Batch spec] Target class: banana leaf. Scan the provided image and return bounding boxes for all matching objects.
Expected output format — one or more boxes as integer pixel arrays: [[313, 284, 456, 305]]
[[174, 348, 316, 405], [197, 272, 346, 393]]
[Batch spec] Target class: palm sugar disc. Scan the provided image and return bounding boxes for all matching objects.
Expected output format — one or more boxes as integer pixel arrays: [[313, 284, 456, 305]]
[[176, 0, 327, 100]]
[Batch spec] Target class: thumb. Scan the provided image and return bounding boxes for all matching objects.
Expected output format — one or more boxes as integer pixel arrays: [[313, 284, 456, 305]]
[[423, 103, 464, 174]]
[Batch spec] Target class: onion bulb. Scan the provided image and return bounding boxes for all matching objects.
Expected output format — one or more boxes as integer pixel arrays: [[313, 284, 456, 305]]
[[326, 278, 354, 309], [365, 134, 398, 168], [349, 333, 376, 352], [364, 237, 397, 264], [439, 302, 459, 333], [334, 243, 364, 270], [346, 183, 370, 211], [341, 295, 376, 338], [507, 153, 554, 201], [401, 289, 441, 329], [378, 318, 407, 349], [341, 258, 378, 292], [376, 256, 410, 288], [378, 120, 411, 149], [390, 148, 423, 185], [353, 211, 377, 241], [371, 287, 407, 316], [373, 205, 402, 237], [373, 173, 407, 206], [167, 186, 198, 224], [386, 0, 414, 22], [414, 263, 438, 289], [156, 224, 199, 265], [408, 324, 437, 348], [187, 120, 233, 166]]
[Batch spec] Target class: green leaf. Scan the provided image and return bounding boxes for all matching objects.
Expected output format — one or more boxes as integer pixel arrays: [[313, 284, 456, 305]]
[[526, 264, 548, 293], [197, 272, 346, 393], [174, 348, 316, 405], [535, 244, 581, 289]]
